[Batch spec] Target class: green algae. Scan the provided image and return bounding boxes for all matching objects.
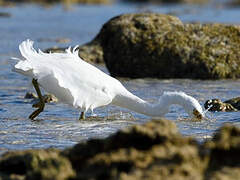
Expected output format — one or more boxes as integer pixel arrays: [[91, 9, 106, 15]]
[[205, 97, 240, 112], [1, 119, 240, 180], [93, 13, 240, 79]]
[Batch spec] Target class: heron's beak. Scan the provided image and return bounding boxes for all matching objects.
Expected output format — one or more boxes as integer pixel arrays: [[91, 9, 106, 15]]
[[193, 108, 203, 120]]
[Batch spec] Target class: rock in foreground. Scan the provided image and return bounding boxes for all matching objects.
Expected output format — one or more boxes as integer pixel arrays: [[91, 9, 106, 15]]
[[92, 13, 240, 79], [1, 119, 240, 179]]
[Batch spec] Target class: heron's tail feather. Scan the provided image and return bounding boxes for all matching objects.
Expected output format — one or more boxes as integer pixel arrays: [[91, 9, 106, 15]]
[[19, 39, 36, 60], [12, 40, 36, 77]]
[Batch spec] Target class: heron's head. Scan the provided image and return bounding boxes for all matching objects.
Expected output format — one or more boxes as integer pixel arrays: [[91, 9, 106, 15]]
[[192, 108, 204, 119], [185, 97, 204, 120], [159, 92, 205, 120]]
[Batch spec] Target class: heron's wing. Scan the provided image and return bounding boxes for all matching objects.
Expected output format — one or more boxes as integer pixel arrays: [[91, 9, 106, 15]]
[[13, 39, 116, 111]]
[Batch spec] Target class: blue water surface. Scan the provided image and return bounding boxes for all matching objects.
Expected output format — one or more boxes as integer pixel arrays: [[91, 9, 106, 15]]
[[1, 2, 240, 155]]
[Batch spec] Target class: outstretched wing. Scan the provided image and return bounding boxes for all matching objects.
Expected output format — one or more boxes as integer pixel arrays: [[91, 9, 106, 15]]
[[13, 39, 118, 111]]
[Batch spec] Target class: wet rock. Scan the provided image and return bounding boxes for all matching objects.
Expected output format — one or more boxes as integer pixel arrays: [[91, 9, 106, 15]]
[[24, 92, 38, 99], [24, 92, 58, 103], [37, 38, 71, 43], [204, 124, 240, 179], [0, 149, 76, 180], [0, 12, 11, 17], [92, 13, 240, 79], [45, 39, 104, 63], [224, 97, 240, 110], [204, 97, 240, 112], [1, 119, 240, 179], [62, 119, 204, 179], [44, 46, 67, 54], [78, 39, 104, 64]]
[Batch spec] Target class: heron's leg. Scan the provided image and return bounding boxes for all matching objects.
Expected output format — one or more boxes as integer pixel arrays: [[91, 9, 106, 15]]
[[79, 112, 85, 120], [29, 78, 45, 120]]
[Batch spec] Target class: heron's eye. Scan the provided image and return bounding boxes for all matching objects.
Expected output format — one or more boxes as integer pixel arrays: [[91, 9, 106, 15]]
[[193, 109, 203, 120]]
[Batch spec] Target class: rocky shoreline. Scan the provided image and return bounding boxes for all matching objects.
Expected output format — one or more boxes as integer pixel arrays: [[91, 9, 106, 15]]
[[0, 119, 240, 180]]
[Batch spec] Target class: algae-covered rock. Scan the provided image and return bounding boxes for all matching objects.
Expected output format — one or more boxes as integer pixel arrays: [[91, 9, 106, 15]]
[[45, 39, 103, 64], [204, 97, 240, 112], [0, 149, 75, 180], [204, 124, 240, 179], [63, 119, 204, 179], [24, 92, 58, 103], [1, 119, 240, 180], [78, 39, 104, 64], [94, 13, 240, 79]]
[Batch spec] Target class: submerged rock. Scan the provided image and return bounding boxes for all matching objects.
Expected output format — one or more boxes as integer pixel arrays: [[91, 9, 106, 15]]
[[90, 13, 240, 79], [204, 97, 240, 112], [1, 119, 240, 179], [24, 92, 58, 103]]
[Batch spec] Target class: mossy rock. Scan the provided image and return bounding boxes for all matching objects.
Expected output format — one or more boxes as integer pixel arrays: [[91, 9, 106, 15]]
[[1, 119, 240, 179], [0, 149, 75, 180], [204, 124, 240, 179], [94, 13, 240, 79], [63, 119, 204, 179], [45, 39, 103, 64], [204, 97, 240, 112]]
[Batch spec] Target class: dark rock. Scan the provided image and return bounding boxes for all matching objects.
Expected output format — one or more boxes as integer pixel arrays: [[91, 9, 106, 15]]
[[204, 97, 240, 112], [37, 38, 71, 43], [92, 13, 240, 79], [44, 46, 67, 53], [0, 149, 75, 180], [1, 119, 240, 179], [0, 12, 11, 17], [45, 39, 103, 64], [24, 92, 58, 103], [24, 92, 38, 99], [78, 39, 104, 64], [63, 119, 203, 179], [204, 124, 240, 179], [224, 97, 240, 110]]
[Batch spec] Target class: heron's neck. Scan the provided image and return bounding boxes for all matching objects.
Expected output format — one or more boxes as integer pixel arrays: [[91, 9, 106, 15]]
[[112, 91, 164, 117], [112, 91, 193, 117]]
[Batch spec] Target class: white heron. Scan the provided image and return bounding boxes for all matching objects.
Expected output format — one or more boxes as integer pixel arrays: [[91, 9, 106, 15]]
[[13, 39, 204, 120]]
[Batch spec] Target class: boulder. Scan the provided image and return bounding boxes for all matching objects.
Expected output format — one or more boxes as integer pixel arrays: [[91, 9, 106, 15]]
[[45, 39, 104, 64], [204, 97, 240, 112], [93, 13, 240, 79], [0, 149, 75, 180], [1, 119, 240, 179]]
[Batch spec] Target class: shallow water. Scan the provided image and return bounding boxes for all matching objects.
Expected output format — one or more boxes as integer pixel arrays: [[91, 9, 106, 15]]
[[1, 2, 240, 155]]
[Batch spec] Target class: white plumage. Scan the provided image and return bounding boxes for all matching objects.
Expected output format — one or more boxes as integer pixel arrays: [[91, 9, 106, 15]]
[[13, 39, 204, 119]]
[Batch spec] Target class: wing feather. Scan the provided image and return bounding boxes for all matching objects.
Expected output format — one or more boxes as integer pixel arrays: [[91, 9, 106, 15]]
[[13, 39, 116, 111]]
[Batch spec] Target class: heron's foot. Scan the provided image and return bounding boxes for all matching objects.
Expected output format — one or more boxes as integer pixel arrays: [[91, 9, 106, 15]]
[[79, 112, 85, 120], [29, 101, 45, 120]]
